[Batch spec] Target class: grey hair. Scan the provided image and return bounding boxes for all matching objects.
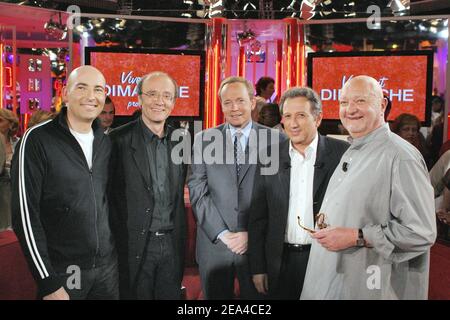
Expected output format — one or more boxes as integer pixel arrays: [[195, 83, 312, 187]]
[[136, 71, 178, 99], [279, 87, 322, 117]]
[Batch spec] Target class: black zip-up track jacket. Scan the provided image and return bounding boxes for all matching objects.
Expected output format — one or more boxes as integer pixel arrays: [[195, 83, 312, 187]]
[[11, 107, 115, 297]]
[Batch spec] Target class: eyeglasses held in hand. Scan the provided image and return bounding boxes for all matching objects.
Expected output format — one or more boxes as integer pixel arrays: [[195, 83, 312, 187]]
[[297, 213, 328, 234]]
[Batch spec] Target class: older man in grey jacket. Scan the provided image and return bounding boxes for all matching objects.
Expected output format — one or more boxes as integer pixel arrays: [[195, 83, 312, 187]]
[[301, 75, 436, 300]]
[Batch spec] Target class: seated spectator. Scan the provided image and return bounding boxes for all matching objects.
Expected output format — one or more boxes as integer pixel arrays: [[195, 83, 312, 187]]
[[258, 103, 283, 131], [392, 113, 431, 168]]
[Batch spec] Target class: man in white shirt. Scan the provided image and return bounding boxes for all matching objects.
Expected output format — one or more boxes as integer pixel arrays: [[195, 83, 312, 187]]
[[248, 87, 349, 299]]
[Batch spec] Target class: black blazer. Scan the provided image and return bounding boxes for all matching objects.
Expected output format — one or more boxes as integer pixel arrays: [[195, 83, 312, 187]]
[[108, 119, 187, 297], [247, 135, 349, 291]]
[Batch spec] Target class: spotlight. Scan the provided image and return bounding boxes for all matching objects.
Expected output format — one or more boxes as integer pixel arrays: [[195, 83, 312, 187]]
[[47, 50, 57, 61], [208, 0, 224, 18], [387, 0, 410, 17], [75, 24, 86, 33], [115, 19, 126, 31], [438, 29, 448, 39]]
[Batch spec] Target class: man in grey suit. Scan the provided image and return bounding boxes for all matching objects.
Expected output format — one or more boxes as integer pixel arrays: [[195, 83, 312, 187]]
[[188, 76, 285, 299]]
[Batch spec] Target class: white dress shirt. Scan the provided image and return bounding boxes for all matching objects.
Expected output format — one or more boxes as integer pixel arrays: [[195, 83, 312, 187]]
[[285, 134, 318, 245]]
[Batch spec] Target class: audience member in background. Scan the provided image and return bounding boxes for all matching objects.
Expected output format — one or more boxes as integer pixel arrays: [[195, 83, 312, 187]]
[[436, 168, 450, 240], [255, 77, 275, 102], [427, 111, 444, 167], [28, 110, 56, 129], [429, 148, 450, 240], [429, 149, 450, 206], [0, 108, 19, 230], [0, 135, 9, 231], [258, 103, 282, 131], [431, 96, 444, 125], [391, 113, 431, 169], [418, 96, 444, 166], [50, 96, 58, 113], [98, 96, 116, 134], [251, 96, 267, 123]]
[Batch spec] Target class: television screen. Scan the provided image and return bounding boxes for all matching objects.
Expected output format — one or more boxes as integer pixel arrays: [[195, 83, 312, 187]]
[[307, 51, 433, 125], [85, 48, 205, 118]]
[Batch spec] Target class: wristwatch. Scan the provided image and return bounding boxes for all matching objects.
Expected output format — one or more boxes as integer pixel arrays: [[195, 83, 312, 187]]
[[356, 228, 365, 247]]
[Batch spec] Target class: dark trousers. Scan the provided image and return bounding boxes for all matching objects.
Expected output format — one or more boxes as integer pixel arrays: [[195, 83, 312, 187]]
[[57, 256, 119, 300], [135, 233, 181, 300], [270, 245, 310, 300], [199, 241, 262, 300]]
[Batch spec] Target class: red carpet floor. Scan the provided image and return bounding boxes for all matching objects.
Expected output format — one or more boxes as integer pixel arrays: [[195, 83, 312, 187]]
[[1, 230, 449, 300]]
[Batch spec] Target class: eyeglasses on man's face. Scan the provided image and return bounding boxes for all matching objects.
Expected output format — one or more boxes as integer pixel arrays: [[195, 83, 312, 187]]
[[141, 90, 174, 103]]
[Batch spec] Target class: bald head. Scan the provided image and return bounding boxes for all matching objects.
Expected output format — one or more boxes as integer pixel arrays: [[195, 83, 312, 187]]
[[63, 65, 107, 131], [66, 65, 106, 90], [339, 75, 387, 139], [342, 75, 384, 101]]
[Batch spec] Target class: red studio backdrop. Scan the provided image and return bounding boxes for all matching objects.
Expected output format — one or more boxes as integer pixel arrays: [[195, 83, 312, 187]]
[[307, 51, 434, 125], [85, 48, 205, 118]]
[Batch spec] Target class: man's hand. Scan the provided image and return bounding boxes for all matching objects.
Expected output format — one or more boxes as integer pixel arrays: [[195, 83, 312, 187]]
[[221, 231, 248, 255], [252, 274, 268, 294], [43, 287, 70, 300], [311, 227, 358, 251]]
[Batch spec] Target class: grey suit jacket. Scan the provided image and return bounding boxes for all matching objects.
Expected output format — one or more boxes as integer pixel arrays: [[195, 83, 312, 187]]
[[188, 122, 286, 262]]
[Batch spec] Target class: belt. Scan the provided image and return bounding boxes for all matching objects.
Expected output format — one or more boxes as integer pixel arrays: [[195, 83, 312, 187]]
[[150, 230, 172, 236], [284, 243, 311, 252]]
